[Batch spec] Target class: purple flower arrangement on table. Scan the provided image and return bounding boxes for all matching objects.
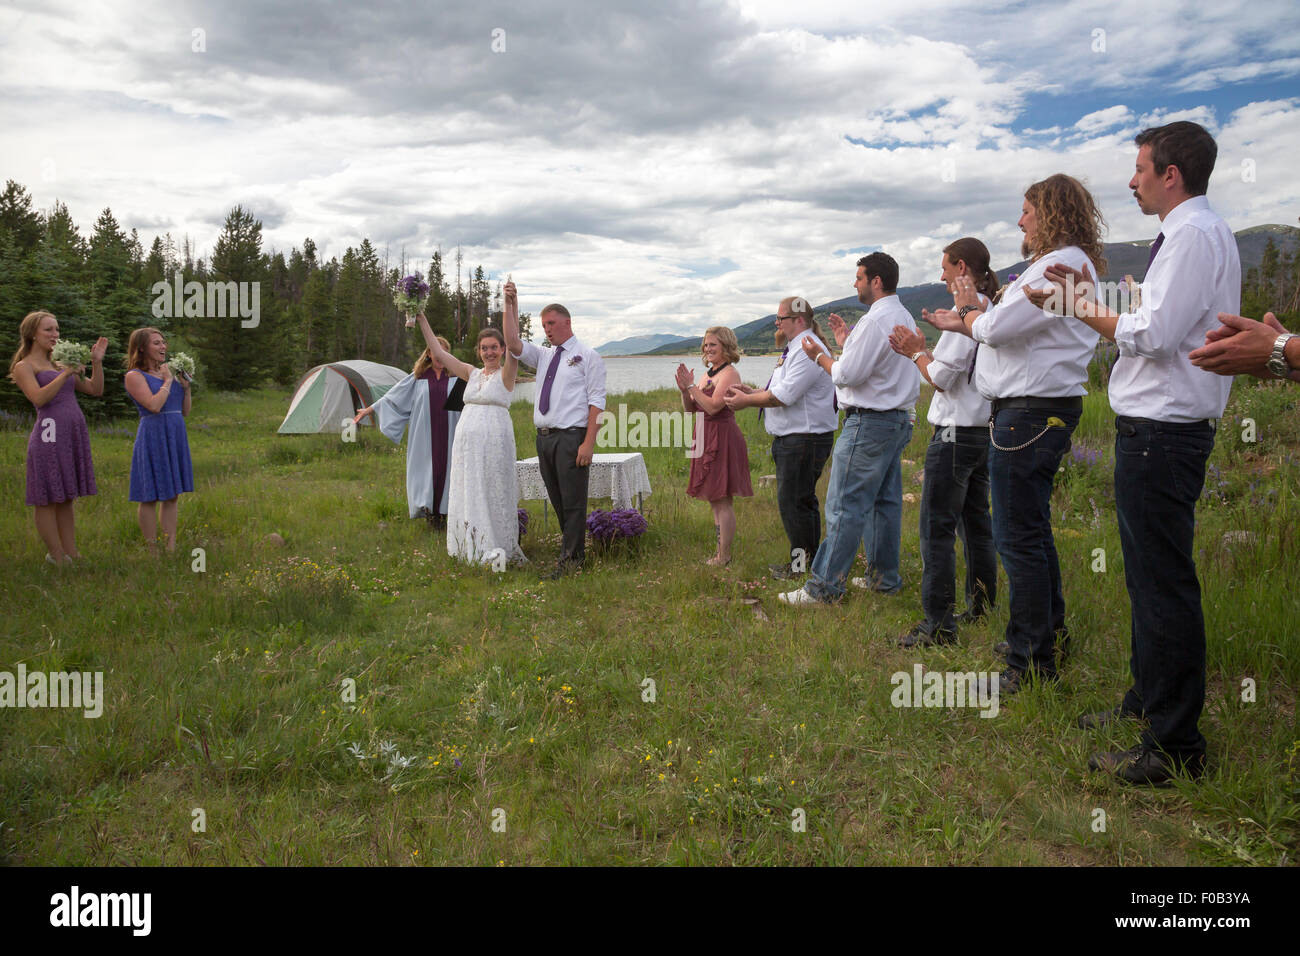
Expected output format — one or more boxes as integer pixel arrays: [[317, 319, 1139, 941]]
[[586, 508, 648, 544], [518, 508, 529, 539], [394, 275, 431, 327]]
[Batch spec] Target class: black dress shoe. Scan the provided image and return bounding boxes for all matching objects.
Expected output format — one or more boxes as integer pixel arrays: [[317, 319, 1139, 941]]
[[1088, 746, 1202, 786], [542, 560, 583, 581], [898, 623, 957, 648], [955, 607, 989, 627], [994, 638, 1070, 666], [1076, 706, 1140, 730], [1055, 629, 1073, 666], [966, 668, 1025, 699], [768, 562, 798, 580]]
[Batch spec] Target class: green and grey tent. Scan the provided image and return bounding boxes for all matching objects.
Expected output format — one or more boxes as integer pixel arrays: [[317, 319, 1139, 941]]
[[277, 360, 408, 433]]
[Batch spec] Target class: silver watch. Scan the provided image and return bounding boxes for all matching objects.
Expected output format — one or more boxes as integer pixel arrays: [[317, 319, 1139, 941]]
[[1267, 333, 1298, 378]]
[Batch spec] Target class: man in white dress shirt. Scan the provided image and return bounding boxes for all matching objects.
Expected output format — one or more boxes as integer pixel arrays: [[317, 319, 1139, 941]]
[[503, 285, 607, 578], [888, 238, 999, 647], [926, 174, 1105, 694], [1032, 122, 1239, 784], [723, 296, 837, 579], [779, 253, 919, 605]]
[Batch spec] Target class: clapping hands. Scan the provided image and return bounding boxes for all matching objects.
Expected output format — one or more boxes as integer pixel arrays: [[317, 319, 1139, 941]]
[[888, 325, 926, 358], [826, 312, 850, 348], [722, 383, 754, 410], [1024, 263, 1094, 316], [921, 308, 966, 335], [674, 362, 694, 391]]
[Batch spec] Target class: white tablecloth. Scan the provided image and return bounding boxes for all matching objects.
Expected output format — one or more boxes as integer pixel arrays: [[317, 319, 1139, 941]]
[[516, 452, 652, 511]]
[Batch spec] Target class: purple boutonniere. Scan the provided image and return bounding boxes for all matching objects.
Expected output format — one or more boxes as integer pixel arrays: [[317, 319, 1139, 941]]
[[568, 354, 583, 367]]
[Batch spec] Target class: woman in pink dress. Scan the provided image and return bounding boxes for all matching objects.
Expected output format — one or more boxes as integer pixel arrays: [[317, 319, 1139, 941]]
[[8, 311, 108, 565], [675, 326, 753, 566]]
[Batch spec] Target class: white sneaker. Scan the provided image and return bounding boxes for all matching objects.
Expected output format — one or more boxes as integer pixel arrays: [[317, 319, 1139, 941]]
[[849, 577, 871, 590], [778, 587, 826, 606]]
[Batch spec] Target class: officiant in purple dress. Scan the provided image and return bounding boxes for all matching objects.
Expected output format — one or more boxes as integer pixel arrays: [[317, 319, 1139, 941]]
[[356, 338, 466, 527]]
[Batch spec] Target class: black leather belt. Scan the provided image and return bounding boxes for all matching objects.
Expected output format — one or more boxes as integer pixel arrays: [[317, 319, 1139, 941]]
[[1115, 415, 1214, 433], [537, 426, 586, 436], [990, 396, 1082, 415]]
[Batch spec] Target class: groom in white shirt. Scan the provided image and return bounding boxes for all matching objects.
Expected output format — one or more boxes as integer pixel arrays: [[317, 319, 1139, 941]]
[[505, 286, 607, 578]]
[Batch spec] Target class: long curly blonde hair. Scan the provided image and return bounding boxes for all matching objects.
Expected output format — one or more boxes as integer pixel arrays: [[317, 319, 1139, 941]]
[[1024, 174, 1108, 275]]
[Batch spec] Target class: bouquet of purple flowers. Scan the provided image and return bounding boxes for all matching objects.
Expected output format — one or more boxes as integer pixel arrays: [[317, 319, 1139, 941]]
[[518, 507, 530, 539], [394, 274, 431, 328], [585, 508, 648, 545]]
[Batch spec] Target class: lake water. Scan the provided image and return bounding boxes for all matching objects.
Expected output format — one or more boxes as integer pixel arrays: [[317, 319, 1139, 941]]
[[510, 353, 781, 405]]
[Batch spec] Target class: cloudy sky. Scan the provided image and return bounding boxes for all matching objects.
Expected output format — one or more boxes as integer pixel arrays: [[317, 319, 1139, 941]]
[[3, 0, 1298, 345]]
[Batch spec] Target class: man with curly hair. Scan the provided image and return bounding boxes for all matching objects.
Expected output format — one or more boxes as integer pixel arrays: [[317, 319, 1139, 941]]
[[925, 174, 1106, 696]]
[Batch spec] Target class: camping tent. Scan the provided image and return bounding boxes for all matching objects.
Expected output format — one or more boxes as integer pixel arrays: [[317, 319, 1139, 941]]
[[277, 360, 408, 433]]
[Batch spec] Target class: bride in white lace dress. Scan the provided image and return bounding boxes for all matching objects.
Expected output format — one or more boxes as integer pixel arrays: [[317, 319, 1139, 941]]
[[415, 314, 526, 566]]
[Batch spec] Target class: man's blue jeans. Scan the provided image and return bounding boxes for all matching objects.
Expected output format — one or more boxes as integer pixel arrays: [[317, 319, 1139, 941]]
[[988, 404, 1080, 676], [1114, 417, 1215, 763], [804, 409, 912, 601], [919, 425, 997, 634]]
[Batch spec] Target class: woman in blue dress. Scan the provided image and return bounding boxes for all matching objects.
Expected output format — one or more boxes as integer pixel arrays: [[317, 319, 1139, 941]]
[[124, 327, 194, 554]]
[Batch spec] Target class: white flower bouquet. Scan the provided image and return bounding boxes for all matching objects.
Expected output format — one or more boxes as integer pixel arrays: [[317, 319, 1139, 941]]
[[169, 351, 197, 379], [51, 339, 92, 368]]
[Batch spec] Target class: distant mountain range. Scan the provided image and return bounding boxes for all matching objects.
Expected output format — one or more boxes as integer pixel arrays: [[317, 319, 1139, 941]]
[[636, 224, 1299, 355], [594, 333, 694, 356]]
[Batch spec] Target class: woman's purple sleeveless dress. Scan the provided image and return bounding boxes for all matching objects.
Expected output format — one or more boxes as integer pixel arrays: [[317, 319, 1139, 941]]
[[26, 369, 97, 506]]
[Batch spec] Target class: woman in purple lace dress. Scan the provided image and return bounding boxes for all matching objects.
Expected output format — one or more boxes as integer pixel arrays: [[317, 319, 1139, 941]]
[[8, 311, 108, 565], [124, 327, 194, 554]]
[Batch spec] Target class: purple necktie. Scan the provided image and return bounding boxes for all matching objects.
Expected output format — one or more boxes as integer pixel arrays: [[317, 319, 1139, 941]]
[[1145, 232, 1165, 272], [538, 344, 564, 415]]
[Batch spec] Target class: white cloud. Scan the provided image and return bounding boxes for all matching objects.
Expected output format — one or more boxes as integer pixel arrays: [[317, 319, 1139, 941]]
[[1075, 105, 1133, 134]]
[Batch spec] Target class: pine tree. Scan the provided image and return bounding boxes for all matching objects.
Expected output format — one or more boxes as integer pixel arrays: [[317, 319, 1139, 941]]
[[192, 205, 271, 390], [86, 208, 153, 418]]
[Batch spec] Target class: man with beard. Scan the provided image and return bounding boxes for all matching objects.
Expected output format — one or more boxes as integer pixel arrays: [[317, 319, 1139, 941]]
[[724, 296, 837, 579], [779, 253, 919, 606]]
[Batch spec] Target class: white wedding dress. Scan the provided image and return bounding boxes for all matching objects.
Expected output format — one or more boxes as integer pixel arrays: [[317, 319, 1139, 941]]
[[447, 368, 527, 566]]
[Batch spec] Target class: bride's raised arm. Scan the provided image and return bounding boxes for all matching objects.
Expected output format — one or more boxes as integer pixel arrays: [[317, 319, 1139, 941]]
[[416, 314, 474, 382], [502, 280, 520, 390]]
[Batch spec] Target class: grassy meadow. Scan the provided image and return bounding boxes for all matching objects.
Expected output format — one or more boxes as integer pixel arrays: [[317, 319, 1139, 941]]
[[1, 373, 1298, 866]]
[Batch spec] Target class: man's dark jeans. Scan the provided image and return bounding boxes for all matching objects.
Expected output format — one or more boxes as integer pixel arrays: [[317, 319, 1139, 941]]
[[920, 425, 997, 635], [1114, 416, 1215, 763], [989, 404, 1080, 677], [771, 431, 834, 570]]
